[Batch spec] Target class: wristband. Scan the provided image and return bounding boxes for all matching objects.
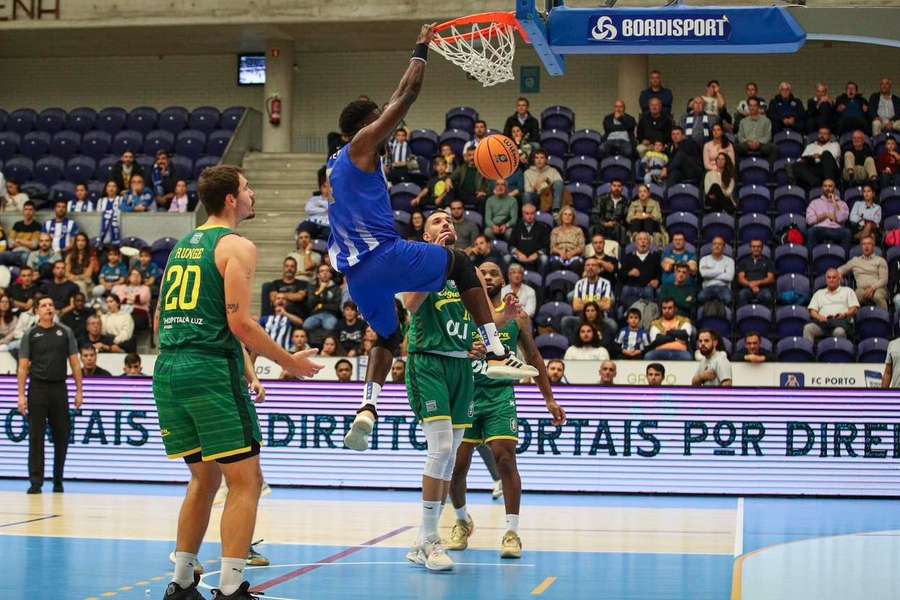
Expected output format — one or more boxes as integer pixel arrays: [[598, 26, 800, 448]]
[[411, 42, 428, 63]]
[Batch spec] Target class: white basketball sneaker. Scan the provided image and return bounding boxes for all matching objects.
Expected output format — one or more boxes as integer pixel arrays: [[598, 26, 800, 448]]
[[344, 407, 376, 452]]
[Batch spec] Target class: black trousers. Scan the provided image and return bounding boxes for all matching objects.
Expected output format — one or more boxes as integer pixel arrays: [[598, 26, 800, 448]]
[[28, 380, 70, 487]]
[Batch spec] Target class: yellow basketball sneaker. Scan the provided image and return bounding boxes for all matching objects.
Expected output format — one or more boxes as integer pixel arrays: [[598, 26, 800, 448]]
[[500, 531, 522, 559], [446, 517, 475, 551]]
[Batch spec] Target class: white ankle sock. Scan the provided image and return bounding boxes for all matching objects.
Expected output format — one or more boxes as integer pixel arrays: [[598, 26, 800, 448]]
[[173, 551, 198, 588], [455, 505, 469, 521], [421, 500, 442, 540], [218, 556, 246, 595], [361, 382, 381, 410], [506, 514, 520, 533], [478, 323, 505, 356]]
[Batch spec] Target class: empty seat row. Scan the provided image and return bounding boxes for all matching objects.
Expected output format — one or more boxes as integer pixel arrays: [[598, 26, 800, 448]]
[[0, 106, 244, 136]]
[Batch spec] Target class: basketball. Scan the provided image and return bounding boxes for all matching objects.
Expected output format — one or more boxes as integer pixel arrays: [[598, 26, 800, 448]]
[[474, 134, 520, 180]]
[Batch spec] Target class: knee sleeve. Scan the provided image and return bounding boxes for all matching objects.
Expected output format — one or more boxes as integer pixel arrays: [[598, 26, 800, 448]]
[[445, 248, 482, 293], [375, 328, 404, 354], [422, 419, 455, 480], [439, 428, 465, 481]]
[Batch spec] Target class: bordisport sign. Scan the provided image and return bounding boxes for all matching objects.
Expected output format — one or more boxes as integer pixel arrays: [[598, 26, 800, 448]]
[[589, 13, 732, 43]]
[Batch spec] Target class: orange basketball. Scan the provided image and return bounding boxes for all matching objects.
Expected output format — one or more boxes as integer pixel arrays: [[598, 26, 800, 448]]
[[474, 134, 519, 180]]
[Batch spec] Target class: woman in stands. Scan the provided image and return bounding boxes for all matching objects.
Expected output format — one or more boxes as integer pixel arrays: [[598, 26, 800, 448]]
[[509, 124, 533, 166], [849, 183, 882, 242], [168, 179, 189, 213], [704, 153, 736, 214], [408, 211, 426, 241], [320, 335, 340, 357], [703, 123, 735, 172], [564, 324, 610, 361], [439, 143, 457, 172], [578, 300, 616, 355], [549, 206, 586, 273], [626, 184, 666, 247], [65, 232, 96, 296], [2, 180, 29, 212], [0, 294, 19, 348], [112, 268, 151, 332]]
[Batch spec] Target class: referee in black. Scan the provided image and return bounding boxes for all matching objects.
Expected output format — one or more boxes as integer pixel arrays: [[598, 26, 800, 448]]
[[17, 295, 83, 494]]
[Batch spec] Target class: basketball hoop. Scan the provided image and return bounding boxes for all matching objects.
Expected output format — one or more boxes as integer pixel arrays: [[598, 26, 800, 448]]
[[430, 12, 527, 88]]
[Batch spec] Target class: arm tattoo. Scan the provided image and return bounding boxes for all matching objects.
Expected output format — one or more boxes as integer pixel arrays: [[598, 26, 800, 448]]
[[226, 303, 239, 314]]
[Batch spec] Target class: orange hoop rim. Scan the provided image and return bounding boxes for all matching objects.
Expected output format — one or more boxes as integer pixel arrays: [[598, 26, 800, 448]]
[[431, 11, 529, 45]]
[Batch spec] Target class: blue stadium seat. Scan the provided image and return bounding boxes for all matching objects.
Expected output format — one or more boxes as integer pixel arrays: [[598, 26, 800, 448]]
[[438, 129, 471, 158], [80, 130, 112, 160], [575, 211, 589, 231], [0, 132, 20, 161], [445, 107, 478, 134], [37, 108, 67, 134], [569, 129, 602, 158], [776, 337, 814, 361], [492, 239, 509, 255], [773, 130, 804, 159], [736, 304, 773, 336], [858, 337, 889, 363], [811, 243, 846, 276], [566, 183, 594, 213], [20, 131, 51, 160], [135, 154, 155, 176], [193, 155, 220, 179], [737, 185, 770, 214], [408, 129, 439, 159], [738, 213, 772, 243], [0, 109, 7, 132], [735, 335, 773, 356], [144, 130, 175, 156], [600, 155, 632, 183], [49, 180, 76, 202], [547, 155, 565, 177], [665, 183, 700, 213], [816, 337, 855, 363], [595, 182, 631, 200], [776, 273, 810, 304], [96, 107, 128, 135], [772, 158, 797, 186], [21, 181, 47, 200], [523, 270, 544, 290], [87, 180, 105, 200], [775, 305, 810, 337], [34, 156, 64, 186], [885, 214, 900, 233], [856, 306, 891, 340], [565, 156, 598, 185], [66, 107, 97, 134], [97, 155, 118, 182], [190, 106, 222, 134], [463, 210, 483, 228], [389, 182, 420, 212], [175, 129, 207, 160], [738, 157, 770, 185], [4, 156, 34, 182], [545, 271, 580, 299], [127, 107, 159, 135], [170, 155, 193, 181], [666, 212, 699, 243], [881, 186, 900, 218], [50, 130, 81, 160], [736, 242, 771, 263], [7, 109, 37, 135], [205, 129, 231, 157], [219, 106, 245, 131], [540, 130, 569, 159], [159, 106, 190, 134], [393, 210, 411, 236], [536, 301, 574, 330], [807, 186, 822, 201], [150, 237, 178, 267], [65, 155, 96, 184], [774, 213, 807, 237], [121, 236, 150, 250], [774, 243, 808, 274], [696, 305, 733, 340], [540, 106, 575, 132], [774, 185, 805, 215], [111, 130, 143, 156], [701, 212, 735, 244], [535, 211, 555, 228], [843, 185, 864, 206], [535, 333, 570, 359]]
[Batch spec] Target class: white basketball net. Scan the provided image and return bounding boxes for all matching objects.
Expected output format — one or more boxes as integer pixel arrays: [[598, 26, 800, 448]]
[[430, 21, 518, 87]]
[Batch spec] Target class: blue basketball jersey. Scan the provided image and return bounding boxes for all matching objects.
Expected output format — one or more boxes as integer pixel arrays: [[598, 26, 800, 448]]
[[326, 143, 399, 272]]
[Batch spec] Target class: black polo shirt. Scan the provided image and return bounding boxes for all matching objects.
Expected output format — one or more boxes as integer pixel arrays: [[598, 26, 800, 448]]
[[736, 255, 776, 283], [20, 323, 78, 382], [41, 279, 79, 310]]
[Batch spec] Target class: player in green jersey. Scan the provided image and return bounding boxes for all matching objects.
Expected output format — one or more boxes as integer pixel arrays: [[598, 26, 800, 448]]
[[154, 165, 322, 600], [446, 261, 566, 560]]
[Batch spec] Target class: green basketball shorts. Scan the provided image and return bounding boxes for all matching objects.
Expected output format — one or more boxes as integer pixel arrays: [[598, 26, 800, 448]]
[[464, 385, 518, 444], [406, 352, 474, 429]]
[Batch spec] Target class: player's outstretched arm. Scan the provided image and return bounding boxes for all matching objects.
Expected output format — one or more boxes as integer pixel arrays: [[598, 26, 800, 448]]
[[517, 315, 566, 425], [220, 236, 323, 380]]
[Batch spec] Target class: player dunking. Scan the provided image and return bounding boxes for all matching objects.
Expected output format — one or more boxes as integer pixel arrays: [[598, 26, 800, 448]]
[[329, 23, 538, 452], [447, 262, 565, 558], [154, 165, 322, 600]]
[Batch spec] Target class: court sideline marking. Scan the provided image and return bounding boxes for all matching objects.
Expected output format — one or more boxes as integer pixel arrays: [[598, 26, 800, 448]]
[[532, 576, 557, 595], [0, 514, 59, 528]]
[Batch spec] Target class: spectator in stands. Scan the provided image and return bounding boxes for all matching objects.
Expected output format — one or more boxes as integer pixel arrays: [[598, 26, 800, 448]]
[[303, 263, 342, 335], [835, 81, 869, 134], [79, 345, 111, 377], [509, 124, 534, 166], [698, 236, 735, 305], [0, 294, 18, 347], [69, 183, 94, 213], [599, 360, 617, 385], [546, 359, 567, 385], [806, 179, 851, 249], [451, 147, 489, 210], [838, 235, 888, 309], [584, 232, 619, 283], [626, 184, 665, 247], [84, 314, 120, 353], [268, 257, 307, 318], [665, 127, 704, 186], [112, 269, 151, 331], [8, 266, 38, 311], [92, 246, 128, 299], [335, 359, 353, 383], [150, 150, 178, 210], [288, 230, 322, 285], [391, 359, 406, 383], [662, 232, 697, 286], [299, 173, 332, 239], [110, 150, 144, 193], [97, 180, 124, 246], [869, 77, 900, 136], [261, 293, 299, 350], [27, 233, 61, 281], [843, 130, 878, 185], [336, 301, 366, 356], [387, 128, 414, 183], [2, 200, 41, 266], [600, 100, 636, 158], [639, 69, 673, 115], [321, 335, 340, 357], [523, 149, 563, 212], [735, 331, 773, 363], [462, 120, 489, 155], [101, 294, 135, 353], [43, 199, 80, 254], [509, 203, 550, 272], [692, 329, 732, 387], [804, 268, 859, 343], [407, 211, 425, 241], [135, 247, 160, 296], [577, 301, 616, 356], [469, 234, 503, 269], [849, 184, 882, 242], [62, 292, 90, 342], [122, 174, 153, 212], [41, 260, 78, 316], [768, 81, 805, 133], [168, 180, 189, 213], [501, 263, 537, 318], [122, 353, 143, 376], [549, 206, 585, 272], [734, 82, 767, 129], [503, 97, 540, 143], [566, 256, 615, 333], [413, 156, 453, 209], [637, 97, 674, 158], [290, 329, 310, 353], [645, 363, 666, 386], [701, 80, 727, 118], [806, 82, 835, 134], [564, 324, 610, 361], [703, 123, 735, 171], [704, 153, 737, 213], [591, 179, 628, 246], [448, 199, 479, 253], [616, 308, 651, 359], [484, 179, 518, 241], [791, 127, 841, 189], [440, 143, 457, 172], [736, 98, 777, 163], [682, 96, 716, 147], [736, 239, 776, 305], [3, 180, 29, 212], [620, 231, 662, 308], [646, 298, 694, 361], [3, 292, 42, 351], [660, 263, 697, 316], [879, 137, 900, 188], [641, 140, 668, 185]]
